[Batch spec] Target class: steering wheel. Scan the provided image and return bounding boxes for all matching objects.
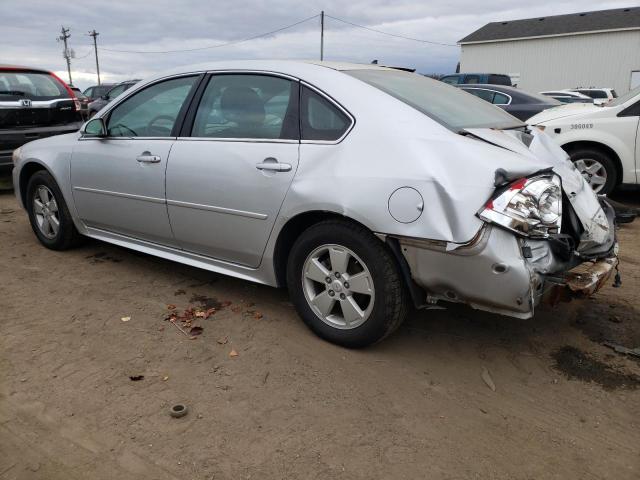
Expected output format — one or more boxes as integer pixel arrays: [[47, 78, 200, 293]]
[[147, 115, 176, 136]]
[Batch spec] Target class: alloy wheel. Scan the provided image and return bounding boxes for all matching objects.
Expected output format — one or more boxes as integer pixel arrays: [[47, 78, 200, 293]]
[[301, 244, 375, 330], [32, 185, 60, 239], [574, 158, 607, 193]]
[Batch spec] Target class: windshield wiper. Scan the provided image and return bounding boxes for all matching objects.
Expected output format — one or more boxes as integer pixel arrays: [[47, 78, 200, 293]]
[[0, 90, 26, 96]]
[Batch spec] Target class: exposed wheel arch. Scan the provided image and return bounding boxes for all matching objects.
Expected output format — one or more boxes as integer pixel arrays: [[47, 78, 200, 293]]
[[561, 141, 623, 188], [19, 162, 49, 207], [273, 210, 426, 309], [273, 211, 369, 288]]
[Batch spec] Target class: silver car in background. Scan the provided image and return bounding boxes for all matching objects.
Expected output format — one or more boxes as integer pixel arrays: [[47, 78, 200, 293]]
[[12, 60, 618, 347]]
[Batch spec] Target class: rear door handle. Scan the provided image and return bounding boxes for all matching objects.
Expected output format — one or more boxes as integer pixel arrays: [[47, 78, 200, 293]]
[[256, 158, 292, 172], [136, 151, 161, 163]]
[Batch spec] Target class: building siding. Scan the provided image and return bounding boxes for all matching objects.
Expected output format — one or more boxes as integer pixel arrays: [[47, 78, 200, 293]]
[[460, 30, 640, 94]]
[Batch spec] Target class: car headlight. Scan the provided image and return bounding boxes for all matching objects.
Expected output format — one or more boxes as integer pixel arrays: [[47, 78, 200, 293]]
[[478, 173, 562, 237], [12, 147, 22, 165]]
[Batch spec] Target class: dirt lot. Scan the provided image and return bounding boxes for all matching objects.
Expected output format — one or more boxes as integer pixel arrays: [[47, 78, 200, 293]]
[[1, 174, 639, 480]]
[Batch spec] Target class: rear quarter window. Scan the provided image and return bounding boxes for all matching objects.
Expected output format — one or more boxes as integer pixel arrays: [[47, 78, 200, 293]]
[[301, 86, 351, 141]]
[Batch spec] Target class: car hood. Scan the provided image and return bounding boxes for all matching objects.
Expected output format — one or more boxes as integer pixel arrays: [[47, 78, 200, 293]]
[[527, 103, 601, 124], [465, 127, 611, 251]]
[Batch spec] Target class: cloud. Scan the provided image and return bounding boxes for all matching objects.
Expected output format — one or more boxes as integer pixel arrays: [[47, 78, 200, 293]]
[[0, 0, 632, 89]]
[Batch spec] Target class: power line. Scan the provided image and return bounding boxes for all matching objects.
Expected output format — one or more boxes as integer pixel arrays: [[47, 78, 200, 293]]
[[325, 14, 457, 47], [99, 13, 320, 54]]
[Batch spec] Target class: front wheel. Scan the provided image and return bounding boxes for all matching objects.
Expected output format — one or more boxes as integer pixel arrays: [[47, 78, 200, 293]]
[[286, 220, 408, 348], [26, 170, 83, 250]]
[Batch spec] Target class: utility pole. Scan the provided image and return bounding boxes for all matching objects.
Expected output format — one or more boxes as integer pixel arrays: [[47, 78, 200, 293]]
[[88, 30, 101, 84], [57, 26, 73, 85], [320, 11, 324, 61]]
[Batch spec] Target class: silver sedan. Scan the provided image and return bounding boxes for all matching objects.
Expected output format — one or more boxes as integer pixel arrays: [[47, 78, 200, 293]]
[[12, 60, 618, 347]]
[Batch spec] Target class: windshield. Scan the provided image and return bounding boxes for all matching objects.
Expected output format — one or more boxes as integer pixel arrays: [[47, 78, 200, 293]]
[[345, 69, 523, 130], [0, 71, 68, 101], [606, 85, 640, 107]]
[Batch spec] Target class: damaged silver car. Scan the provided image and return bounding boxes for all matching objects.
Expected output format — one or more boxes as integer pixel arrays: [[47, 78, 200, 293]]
[[12, 61, 618, 347]]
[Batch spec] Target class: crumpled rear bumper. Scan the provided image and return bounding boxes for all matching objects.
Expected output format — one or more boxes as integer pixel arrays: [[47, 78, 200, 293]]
[[399, 221, 618, 319], [543, 255, 618, 303]]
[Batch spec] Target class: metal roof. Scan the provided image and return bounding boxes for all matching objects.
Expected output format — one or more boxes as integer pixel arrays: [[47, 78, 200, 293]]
[[459, 7, 640, 44]]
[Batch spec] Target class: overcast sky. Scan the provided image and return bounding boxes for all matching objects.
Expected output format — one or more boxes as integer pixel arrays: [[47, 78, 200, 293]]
[[1, 0, 632, 89]]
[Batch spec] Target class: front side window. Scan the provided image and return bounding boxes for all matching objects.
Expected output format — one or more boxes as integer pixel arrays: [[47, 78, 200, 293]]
[[463, 75, 480, 84], [107, 76, 196, 137], [346, 69, 523, 130], [191, 74, 297, 140], [301, 86, 350, 141]]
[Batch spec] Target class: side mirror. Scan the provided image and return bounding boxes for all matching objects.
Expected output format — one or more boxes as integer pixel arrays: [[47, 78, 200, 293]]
[[101, 95, 109, 100], [83, 117, 107, 137]]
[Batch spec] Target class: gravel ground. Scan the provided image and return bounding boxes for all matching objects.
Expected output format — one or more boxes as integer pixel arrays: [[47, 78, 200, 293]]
[[1, 174, 639, 479]]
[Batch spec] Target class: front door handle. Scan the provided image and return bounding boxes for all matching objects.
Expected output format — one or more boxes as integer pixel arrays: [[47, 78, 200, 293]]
[[136, 151, 161, 163], [256, 157, 292, 172]]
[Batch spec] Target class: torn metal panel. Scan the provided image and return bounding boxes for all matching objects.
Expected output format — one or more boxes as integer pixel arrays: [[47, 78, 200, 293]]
[[564, 256, 618, 295]]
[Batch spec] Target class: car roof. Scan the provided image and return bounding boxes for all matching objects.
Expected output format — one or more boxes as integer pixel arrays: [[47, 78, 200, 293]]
[[152, 60, 394, 80], [0, 65, 51, 73], [461, 84, 560, 104]]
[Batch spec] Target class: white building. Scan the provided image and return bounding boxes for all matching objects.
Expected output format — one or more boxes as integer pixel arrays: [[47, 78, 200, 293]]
[[459, 7, 640, 94]]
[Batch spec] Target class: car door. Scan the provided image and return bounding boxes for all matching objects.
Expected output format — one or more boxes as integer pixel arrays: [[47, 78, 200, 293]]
[[71, 75, 200, 245], [165, 73, 300, 267]]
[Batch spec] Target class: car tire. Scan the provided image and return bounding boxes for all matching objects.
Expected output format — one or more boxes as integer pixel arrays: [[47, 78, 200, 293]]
[[26, 170, 83, 250], [568, 147, 618, 195], [286, 219, 408, 348]]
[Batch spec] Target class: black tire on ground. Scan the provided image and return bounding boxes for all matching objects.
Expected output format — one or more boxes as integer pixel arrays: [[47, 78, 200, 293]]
[[286, 219, 409, 348], [26, 170, 83, 250], [567, 147, 618, 195]]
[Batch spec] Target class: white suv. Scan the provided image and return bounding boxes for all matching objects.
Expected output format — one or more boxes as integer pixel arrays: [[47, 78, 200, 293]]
[[528, 87, 639, 194]]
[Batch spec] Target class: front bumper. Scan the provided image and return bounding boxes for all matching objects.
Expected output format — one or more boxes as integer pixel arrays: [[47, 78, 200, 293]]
[[0, 123, 82, 168], [400, 220, 618, 319]]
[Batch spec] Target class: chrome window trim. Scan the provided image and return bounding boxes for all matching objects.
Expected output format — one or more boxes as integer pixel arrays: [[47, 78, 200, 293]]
[[462, 87, 512, 106], [81, 70, 356, 145], [299, 80, 355, 145]]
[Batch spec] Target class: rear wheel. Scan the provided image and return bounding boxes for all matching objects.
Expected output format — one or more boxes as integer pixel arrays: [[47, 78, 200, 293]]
[[26, 171, 82, 250], [287, 220, 408, 348], [568, 148, 617, 194]]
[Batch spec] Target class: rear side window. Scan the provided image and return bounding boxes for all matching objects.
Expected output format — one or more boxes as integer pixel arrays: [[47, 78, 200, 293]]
[[301, 86, 350, 141], [463, 75, 480, 84], [0, 71, 68, 101], [488, 74, 511, 86], [191, 74, 298, 140], [577, 89, 607, 99], [465, 88, 494, 103], [493, 92, 510, 105]]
